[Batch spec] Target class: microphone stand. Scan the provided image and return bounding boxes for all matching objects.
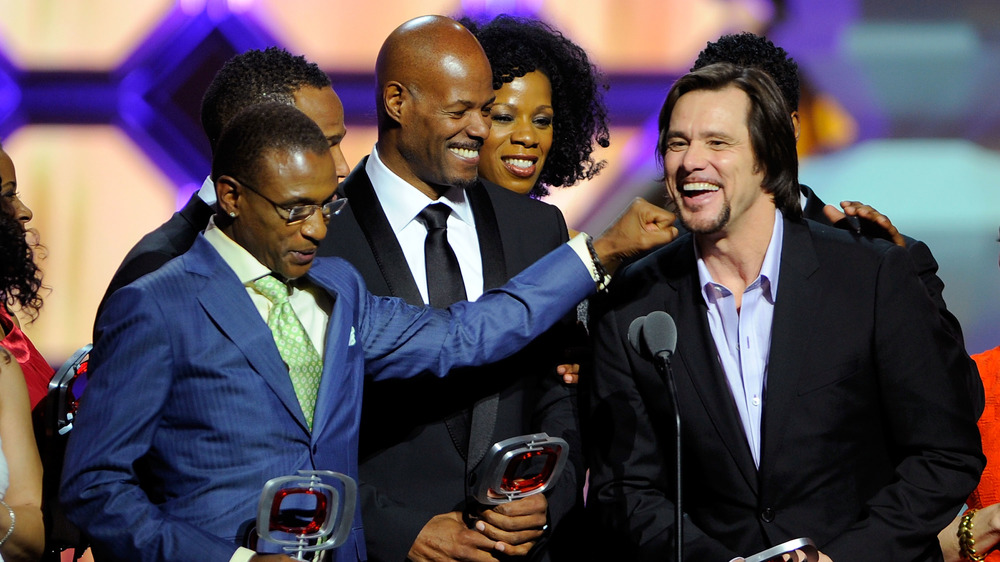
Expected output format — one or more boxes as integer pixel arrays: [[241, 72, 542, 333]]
[[653, 351, 682, 562]]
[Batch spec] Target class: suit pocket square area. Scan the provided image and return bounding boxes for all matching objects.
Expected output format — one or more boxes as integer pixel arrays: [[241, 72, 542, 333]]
[[349, 326, 356, 346], [797, 358, 860, 395]]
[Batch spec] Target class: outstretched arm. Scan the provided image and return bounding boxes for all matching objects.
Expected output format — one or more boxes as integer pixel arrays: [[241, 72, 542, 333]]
[[591, 198, 678, 276]]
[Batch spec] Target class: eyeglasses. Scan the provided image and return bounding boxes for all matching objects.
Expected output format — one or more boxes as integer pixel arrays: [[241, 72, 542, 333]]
[[235, 177, 347, 224]]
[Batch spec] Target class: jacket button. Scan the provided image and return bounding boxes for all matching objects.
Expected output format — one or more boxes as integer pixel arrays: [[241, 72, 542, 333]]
[[760, 508, 775, 522]]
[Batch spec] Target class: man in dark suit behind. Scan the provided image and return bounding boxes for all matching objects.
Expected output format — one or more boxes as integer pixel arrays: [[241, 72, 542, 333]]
[[585, 63, 983, 561], [95, 47, 351, 329], [316, 15, 584, 562]]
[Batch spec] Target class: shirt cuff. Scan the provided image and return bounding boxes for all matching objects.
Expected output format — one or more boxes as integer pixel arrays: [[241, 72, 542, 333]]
[[230, 547, 256, 562], [568, 232, 611, 291]]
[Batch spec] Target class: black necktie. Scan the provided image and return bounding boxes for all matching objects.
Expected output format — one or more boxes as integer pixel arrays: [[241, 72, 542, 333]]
[[420, 203, 497, 489], [419, 203, 467, 307]]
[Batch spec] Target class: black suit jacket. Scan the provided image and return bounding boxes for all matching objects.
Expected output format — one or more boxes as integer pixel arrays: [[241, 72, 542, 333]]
[[585, 216, 983, 561], [800, 183, 957, 337], [800, 184, 983, 411], [317, 159, 583, 561], [95, 193, 214, 334]]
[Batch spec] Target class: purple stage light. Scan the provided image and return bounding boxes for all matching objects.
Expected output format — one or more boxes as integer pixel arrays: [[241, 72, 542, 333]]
[[115, 3, 281, 196]]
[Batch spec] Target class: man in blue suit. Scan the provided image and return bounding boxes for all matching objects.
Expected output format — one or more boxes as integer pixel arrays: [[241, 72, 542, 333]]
[[60, 103, 674, 562]]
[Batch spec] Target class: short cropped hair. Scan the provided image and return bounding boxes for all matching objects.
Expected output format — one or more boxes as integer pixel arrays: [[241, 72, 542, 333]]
[[462, 15, 609, 196], [211, 102, 331, 186], [657, 63, 801, 218], [692, 32, 800, 112], [201, 47, 331, 151]]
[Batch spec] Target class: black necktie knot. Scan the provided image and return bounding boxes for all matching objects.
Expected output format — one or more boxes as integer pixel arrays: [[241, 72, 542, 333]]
[[420, 202, 466, 307], [419, 203, 452, 231]]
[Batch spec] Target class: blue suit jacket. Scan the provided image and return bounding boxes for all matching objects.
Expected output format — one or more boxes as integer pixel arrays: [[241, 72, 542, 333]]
[[61, 234, 593, 562]]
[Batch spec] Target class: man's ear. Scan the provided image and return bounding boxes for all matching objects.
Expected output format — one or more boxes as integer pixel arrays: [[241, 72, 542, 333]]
[[791, 111, 801, 141], [215, 175, 241, 217], [382, 81, 408, 125]]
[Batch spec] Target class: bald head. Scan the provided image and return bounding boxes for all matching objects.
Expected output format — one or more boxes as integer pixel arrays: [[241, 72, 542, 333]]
[[376, 16, 491, 128], [374, 16, 495, 198]]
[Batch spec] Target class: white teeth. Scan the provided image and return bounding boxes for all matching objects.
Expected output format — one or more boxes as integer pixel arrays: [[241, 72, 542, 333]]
[[504, 158, 534, 169], [682, 182, 720, 192], [450, 147, 478, 159]]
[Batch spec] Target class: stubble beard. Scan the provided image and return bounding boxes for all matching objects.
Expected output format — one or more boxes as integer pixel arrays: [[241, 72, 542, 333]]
[[681, 200, 731, 236], [451, 174, 479, 191]]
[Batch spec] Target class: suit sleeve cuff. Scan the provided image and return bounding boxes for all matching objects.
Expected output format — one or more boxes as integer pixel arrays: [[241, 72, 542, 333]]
[[230, 546, 256, 562], [568, 233, 610, 289]]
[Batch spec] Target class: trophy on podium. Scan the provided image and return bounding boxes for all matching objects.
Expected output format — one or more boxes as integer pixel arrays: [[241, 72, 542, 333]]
[[470, 433, 569, 506], [255, 470, 357, 561]]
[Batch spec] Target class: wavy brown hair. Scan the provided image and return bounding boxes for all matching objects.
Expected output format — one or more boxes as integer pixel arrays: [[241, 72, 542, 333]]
[[656, 63, 801, 219]]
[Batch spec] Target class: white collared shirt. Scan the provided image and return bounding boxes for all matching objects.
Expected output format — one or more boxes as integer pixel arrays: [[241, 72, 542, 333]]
[[696, 209, 784, 468], [203, 217, 331, 356], [366, 145, 484, 304], [197, 175, 217, 206]]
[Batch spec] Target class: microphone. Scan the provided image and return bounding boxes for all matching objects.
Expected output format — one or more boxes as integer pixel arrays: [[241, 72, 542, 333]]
[[627, 315, 646, 357], [628, 312, 678, 363], [628, 311, 683, 562], [641, 311, 677, 363]]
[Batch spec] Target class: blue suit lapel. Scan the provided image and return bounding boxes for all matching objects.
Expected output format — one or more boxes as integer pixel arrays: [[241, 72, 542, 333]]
[[304, 261, 353, 442], [186, 236, 310, 434]]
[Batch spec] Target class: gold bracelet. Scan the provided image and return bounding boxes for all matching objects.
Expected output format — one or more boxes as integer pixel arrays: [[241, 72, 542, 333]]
[[959, 508, 988, 561]]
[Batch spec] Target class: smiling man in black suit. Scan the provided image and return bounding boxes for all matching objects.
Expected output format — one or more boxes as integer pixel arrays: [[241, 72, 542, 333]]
[[318, 15, 586, 562], [585, 62, 982, 561]]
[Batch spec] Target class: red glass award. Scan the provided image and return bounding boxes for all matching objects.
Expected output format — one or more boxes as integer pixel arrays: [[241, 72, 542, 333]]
[[256, 470, 357, 560], [471, 433, 569, 505]]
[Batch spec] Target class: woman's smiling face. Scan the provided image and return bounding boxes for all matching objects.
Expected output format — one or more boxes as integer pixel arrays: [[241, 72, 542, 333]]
[[478, 71, 555, 194]]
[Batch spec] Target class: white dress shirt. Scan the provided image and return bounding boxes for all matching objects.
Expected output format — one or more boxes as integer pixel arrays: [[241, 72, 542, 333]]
[[197, 175, 217, 206], [366, 145, 484, 304], [697, 209, 784, 469], [203, 217, 331, 356]]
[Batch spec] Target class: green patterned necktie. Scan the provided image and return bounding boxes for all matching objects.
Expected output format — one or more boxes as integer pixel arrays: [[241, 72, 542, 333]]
[[253, 274, 323, 431]]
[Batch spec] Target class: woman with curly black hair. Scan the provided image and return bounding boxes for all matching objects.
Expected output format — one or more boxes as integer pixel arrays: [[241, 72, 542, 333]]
[[463, 14, 609, 198], [462, 16, 606, 390], [0, 144, 52, 411]]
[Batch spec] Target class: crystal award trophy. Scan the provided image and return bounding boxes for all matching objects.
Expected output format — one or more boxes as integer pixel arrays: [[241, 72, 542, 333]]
[[471, 432, 569, 505], [256, 470, 357, 561], [744, 537, 819, 562]]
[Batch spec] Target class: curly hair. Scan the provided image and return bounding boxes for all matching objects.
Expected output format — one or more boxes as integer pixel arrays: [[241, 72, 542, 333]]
[[462, 15, 609, 197], [692, 32, 800, 112], [0, 173, 44, 321], [201, 47, 332, 152]]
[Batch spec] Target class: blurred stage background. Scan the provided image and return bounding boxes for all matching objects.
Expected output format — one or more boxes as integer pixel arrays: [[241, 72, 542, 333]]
[[0, 0, 997, 364]]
